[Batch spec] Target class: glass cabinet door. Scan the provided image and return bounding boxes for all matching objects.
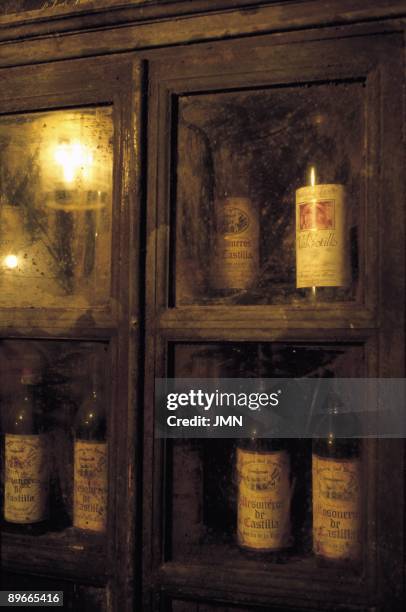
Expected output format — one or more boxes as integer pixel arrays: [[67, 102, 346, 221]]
[[175, 83, 363, 306], [145, 30, 403, 612], [0, 107, 113, 308], [167, 341, 365, 563], [0, 54, 139, 612]]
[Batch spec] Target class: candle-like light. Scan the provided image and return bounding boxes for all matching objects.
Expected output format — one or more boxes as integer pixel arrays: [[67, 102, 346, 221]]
[[4, 254, 18, 269], [53, 141, 93, 184], [310, 165, 316, 187]]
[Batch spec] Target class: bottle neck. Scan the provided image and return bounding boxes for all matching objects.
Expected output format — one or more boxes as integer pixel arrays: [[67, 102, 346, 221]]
[[7, 378, 37, 434], [75, 376, 106, 441]]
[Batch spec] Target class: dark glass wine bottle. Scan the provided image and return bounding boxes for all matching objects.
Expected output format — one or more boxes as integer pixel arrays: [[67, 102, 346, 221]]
[[235, 352, 292, 560], [312, 392, 362, 566], [236, 434, 292, 560], [211, 150, 259, 297], [295, 146, 351, 302], [2, 367, 49, 535], [73, 359, 107, 533]]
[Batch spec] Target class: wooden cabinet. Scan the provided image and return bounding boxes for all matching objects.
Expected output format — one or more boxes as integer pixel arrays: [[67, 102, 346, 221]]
[[0, 2, 405, 611], [143, 27, 405, 612], [0, 54, 142, 611]]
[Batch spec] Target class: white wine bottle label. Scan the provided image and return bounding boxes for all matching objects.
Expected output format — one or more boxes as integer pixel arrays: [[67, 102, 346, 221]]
[[312, 454, 361, 561], [74, 440, 108, 532], [295, 183, 349, 288], [237, 448, 291, 551], [211, 197, 259, 290], [4, 434, 49, 524]]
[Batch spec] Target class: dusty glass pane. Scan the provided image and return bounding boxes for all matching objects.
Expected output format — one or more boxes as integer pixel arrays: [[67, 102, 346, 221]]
[[174, 82, 364, 305], [168, 342, 364, 563], [0, 107, 113, 308], [0, 339, 108, 533]]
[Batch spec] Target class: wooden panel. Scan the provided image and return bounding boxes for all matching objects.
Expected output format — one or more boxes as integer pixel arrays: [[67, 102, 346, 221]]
[[0, 1, 405, 66], [171, 600, 198, 612], [159, 559, 366, 609], [169, 598, 369, 612], [1, 532, 106, 584], [73, 584, 108, 612], [0, 570, 107, 611]]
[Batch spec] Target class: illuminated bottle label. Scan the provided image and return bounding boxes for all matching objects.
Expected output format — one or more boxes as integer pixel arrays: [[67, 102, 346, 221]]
[[237, 448, 291, 551], [295, 183, 349, 288], [212, 197, 259, 290], [74, 440, 108, 532], [4, 434, 49, 524], [312, 454, 361, 561]]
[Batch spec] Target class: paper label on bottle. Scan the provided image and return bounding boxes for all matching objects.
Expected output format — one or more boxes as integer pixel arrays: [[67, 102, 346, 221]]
[[212, 197, 259, 290], [4, 434, 49, 524], [237, 448, 291, 550], [312, 454, 361, 561], [295, 183, 349, 288], [74, 440, 108, 532]]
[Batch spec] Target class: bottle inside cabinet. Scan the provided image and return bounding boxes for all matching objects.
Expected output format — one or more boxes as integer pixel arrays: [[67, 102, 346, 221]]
[[236, 436, 293, 561], [175, 84, 363, 306], [312, 392, 362, 567], [295, 142, 353, 303], [73, 354, 108, 534], [0, 340, 109, 541], [210, 151, 259, 296], [235, 349, 293, 561], [169, 342, 364, 567], [2, 365, 49, 535]]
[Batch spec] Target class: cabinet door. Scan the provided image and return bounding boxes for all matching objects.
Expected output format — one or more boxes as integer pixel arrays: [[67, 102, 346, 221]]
[[0, 55, 142, 612], [144, 30, 404, 612]]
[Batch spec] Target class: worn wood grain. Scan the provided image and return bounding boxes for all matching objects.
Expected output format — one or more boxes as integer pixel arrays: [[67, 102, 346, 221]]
[[1, 531, 106, 583], [0, 2, 405, 68]]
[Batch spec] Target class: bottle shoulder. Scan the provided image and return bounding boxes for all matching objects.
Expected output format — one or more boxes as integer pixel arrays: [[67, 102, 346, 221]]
[[312, 437, 360, 460], [74, 396, 106, 441], [5, 396, 37, 434], [237, 438, 287, 453]]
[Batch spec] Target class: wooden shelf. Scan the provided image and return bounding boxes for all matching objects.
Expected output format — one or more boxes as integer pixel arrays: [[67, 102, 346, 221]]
[[158, 551, 366, 609], [1, 528, 106, 584]]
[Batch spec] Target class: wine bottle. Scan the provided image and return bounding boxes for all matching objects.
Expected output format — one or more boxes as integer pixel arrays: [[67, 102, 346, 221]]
[[211, 196, 259, 292], [295, 160, 350, 301], [73, 359, 107, 533], [236, 435, 292, 558], [211, 151, 259, 294], [3, 367, 49, 534], [312, 392, 362, 566]]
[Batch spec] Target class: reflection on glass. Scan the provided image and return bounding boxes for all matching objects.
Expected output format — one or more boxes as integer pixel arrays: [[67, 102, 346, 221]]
[[174, 83, 364, 305], [0, 107, 113, 308]]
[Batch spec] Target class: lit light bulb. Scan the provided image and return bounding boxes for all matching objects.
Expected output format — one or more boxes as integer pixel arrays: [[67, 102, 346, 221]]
[[4, 254, 18, 269], [54, 141, 93, 184]]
